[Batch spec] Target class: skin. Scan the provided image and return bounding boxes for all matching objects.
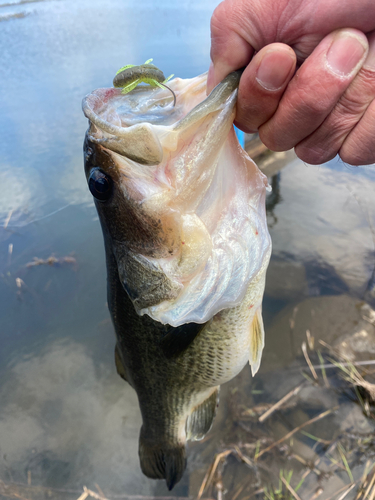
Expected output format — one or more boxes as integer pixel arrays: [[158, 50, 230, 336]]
[[208, 0, 375, 165]]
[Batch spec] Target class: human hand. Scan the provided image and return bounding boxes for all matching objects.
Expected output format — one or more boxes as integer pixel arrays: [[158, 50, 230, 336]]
[[208, 0, 375, 165]]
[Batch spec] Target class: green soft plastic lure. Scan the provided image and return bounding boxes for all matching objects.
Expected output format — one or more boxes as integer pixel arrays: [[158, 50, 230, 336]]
[[113, 59, 176, 106]]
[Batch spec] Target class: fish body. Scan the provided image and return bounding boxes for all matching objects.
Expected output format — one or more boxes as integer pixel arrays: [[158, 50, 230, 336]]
[[82, 71, 271, 489]]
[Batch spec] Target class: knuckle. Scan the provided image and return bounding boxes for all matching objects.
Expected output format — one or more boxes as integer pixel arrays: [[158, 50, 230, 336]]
[[211, 1, 238, 37], [355, 68, 375, 99], [210, 2, 243, 62], [258, 127, 286, 152], [210, 3, 226, 34], [296, 89, 331, 120], [335, 93, 369, 117], [333, 69, 375, 118], [339, 140, 372, 166], [295, 143, 336, 165]]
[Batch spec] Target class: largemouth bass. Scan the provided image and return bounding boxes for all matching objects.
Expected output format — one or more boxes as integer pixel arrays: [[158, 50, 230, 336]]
[[82, 71, 271, 489]]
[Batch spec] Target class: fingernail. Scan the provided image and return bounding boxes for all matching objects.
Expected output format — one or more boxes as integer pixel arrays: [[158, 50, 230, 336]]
[[256, 50, 295, 91], [326, 31, 367, 76]]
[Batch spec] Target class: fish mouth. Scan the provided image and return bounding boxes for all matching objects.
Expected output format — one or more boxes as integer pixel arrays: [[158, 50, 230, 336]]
[[83, 70, 271, 327], [81, 71, 241, 166], [82, 76, 206, 166]]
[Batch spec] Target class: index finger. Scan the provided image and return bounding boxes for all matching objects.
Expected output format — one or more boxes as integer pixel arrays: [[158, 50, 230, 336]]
[[208, 1, 254, 92]]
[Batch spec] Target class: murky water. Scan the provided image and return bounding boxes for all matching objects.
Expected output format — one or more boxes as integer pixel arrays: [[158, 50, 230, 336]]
[[1, 1, 375, 499]]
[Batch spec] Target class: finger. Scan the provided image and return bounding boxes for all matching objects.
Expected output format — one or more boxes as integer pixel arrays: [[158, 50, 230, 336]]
[[233, 44, 296, 133], [259, 29, 369, 152], [340, 100, 375, 165], [295, 31, 375, 164], [339, 31, 375, 165], [208, 0, 255, 93]]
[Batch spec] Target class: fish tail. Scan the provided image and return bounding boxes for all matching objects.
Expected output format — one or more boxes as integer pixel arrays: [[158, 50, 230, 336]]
[[139, 428, 186, 490], [186, 387, 219, 441]]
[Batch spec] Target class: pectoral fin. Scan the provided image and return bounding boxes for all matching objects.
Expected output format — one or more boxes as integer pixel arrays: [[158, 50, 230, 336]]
[[160, 321, 208, 358], [249, 308, 265, 376]]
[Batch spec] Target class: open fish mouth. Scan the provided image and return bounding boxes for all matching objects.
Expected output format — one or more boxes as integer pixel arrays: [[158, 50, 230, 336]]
[[82, 72, 271, 327]]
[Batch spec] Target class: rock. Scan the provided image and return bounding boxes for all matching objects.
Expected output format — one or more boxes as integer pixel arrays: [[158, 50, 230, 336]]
[[263, 295, 375, 368]]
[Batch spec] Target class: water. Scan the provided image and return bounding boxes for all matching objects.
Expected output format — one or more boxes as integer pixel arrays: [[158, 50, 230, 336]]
[[1, 1, 375, 498]]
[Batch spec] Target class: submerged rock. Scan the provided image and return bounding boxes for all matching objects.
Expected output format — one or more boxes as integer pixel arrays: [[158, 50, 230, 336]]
[[263, 295, 375, 368]]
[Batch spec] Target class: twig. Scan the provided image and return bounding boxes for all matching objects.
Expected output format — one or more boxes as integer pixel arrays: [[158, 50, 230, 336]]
[[323, 483, 357, 500], [197, 450, 232, 500], [357, 463, 372, 500], [368, 484, 375, 500], [287, 359, 375, 372], [357, 463, 375, 500], [216, 479, 224, 500], [317, 350, 329, 387], [302, 341, 319, 381], [337, 483, 356, 500], [308, 488, 323, 500], [364, 469, 375, 499], [95, 484, 106, 498], [4, 209, 13, 229], [281, 476, 302, 500], [82, 486, 109, 500], [26, 255, 77, 268], [0, 481, 187, 500], [306, 329, 314, 350], [233, 445, 253, 467], [77, 491, 89, 500], [258, 383, 304, 423], [257, 407, 338, 459], [300, 430, 331, 445]]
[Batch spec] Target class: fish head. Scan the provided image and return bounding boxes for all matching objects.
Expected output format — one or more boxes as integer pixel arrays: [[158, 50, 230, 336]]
[[84, 130, 182, 309], [83, 71, 271, 325]]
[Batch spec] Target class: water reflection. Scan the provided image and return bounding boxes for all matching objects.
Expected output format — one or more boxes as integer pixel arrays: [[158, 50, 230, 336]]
[[266, 172, 282, 227], [0, 338, 153, 495], [267, 157, 375, 298]]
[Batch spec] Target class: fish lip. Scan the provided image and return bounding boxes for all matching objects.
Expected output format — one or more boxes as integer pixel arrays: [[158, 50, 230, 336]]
[[82, 88, 164, 166]]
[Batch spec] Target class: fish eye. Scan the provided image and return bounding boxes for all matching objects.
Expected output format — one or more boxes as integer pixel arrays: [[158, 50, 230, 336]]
[[88, 168, 113, 202]]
